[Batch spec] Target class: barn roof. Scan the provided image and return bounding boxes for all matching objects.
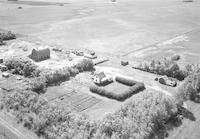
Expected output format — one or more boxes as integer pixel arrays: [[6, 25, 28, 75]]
[[33, 48, 50, 56]]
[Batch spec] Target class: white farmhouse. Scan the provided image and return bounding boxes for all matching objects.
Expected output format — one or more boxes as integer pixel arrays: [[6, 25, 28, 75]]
[[91, 71, 113, 85]]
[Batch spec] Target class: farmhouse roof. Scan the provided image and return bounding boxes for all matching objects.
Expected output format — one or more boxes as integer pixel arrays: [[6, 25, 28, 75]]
[[95, 71, 106, 79]]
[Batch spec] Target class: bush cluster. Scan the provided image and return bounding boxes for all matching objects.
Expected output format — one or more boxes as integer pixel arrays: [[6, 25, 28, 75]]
[[4, 57, 40, 77], [133, 57, 187, 81], [94, 91, 177, 139], [0, 90, 96, 139], [41, 68, 71, 86], [0, 31, 16, 41], [73, 58, 94, 72], [175, 72, 200, 104], [29, 76, 47, 93], [90, 82, 145, 101]]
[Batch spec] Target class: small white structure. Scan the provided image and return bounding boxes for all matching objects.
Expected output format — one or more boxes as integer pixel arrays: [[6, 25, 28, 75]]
[[91, 71, 113, 85], [2, 72, 9, 78]]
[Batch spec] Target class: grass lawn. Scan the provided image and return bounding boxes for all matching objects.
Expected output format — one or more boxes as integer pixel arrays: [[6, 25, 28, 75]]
[[102, 82, 130, 95]]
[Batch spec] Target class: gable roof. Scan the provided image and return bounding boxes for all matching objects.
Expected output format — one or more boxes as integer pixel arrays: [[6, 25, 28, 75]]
[[95, 71, 106, 79]]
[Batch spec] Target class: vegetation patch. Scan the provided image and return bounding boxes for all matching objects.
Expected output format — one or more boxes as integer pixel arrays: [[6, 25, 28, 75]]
[[0, 90, 97, 139], [95, 91, 178, 139], [0, 88, 180, 139], [90, 77, 145, 101], [4, 57, 40, 77], [0, 31, 16, 41], [175, 71, 200, 104], [3, 57, 94, 93], [40, 58, 94, 86], [133, 55, 187, 81]]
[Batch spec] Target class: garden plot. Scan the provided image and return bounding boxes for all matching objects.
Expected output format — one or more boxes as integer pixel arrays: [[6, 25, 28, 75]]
[[42, 86, 76, 101], [51, 89, 101, 112]]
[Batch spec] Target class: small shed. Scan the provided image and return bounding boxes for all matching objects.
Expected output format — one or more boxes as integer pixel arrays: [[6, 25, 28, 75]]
[[29, 48, 50, 62], [121, 60, 129, 66]]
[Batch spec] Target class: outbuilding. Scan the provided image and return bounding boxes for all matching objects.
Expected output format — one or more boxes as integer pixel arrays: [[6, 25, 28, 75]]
[[121, 60, 129, 66], [29, 48, 50, 62]]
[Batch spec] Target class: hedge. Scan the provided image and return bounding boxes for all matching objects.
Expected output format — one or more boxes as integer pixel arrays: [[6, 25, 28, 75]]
[[115, 76, 137, 86], [90, 82, 145, 101]]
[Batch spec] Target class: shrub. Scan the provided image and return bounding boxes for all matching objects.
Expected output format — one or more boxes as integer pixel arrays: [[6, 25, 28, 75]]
[[0, 31, 16, 40], [175, 72, 200, 104], [74, 59, 94, 72], [184, 64, 200, 75], [29, 76, 47, 93], [41, 68, 70, 86], [4, 57, 39, 77], [115, 76, 137, 86], [66, 67, 79, 77], [90, 82, 145, 101]]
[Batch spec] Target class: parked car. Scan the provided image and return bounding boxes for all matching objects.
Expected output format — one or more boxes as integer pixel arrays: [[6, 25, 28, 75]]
[[156, 76, 177, 87]]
